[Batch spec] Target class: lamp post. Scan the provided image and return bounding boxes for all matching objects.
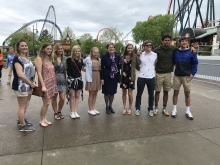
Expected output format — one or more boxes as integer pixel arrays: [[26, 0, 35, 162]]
[[32, 25, 38, 55]]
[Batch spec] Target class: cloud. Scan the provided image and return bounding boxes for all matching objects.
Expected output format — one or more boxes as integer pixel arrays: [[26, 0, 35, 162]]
[[0, 0, 219, 45]]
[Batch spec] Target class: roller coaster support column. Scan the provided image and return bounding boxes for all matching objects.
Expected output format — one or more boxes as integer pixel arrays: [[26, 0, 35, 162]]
[[32, 25, 38, 55]]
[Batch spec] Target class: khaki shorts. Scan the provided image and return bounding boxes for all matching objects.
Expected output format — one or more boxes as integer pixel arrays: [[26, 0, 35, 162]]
[[14, 90, 32, 97], [155, 73, 172, 92], [173, 76, 192, 91]]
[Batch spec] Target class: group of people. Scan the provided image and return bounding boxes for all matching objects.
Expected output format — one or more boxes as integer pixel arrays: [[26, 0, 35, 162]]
[[1, 34, 198, 132]]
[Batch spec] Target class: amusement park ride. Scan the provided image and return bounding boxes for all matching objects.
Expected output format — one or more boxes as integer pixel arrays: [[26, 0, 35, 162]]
[[2, 1, 219, 48]]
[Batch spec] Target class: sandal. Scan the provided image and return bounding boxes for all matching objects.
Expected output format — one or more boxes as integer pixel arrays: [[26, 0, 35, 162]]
[[127, 109, 132, 115], [39, 121, 49, 127], [45, 120, 52, 126], [58, 112, 64, 119], [54, 113, 61, 120], [122, 109, 127, 115]]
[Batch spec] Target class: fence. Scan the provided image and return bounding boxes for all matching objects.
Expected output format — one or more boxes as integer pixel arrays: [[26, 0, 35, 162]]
[[195, 56, 220, 81]]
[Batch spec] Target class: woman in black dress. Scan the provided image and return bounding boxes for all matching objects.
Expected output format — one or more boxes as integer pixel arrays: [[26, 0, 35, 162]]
[[101, 43, 120, 114], [120, 44, 137, 115]]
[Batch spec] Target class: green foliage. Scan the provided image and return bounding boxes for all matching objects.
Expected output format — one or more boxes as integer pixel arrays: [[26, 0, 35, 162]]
[[132, 14, 176, 46], [99, 27, 123, 43], [61, 26, 75, 40], [38, 29, 53, 44]]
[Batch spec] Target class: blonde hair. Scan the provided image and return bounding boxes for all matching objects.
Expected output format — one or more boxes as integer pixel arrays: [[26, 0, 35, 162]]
[[37, 43, 53, 65], [71, 45, 81, 62], [89, 47, 100, 61], [52, 43, 64, 62]]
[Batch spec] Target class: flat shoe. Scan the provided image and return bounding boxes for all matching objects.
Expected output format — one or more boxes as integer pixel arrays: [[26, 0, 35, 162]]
[[122, 109, 127, 115], [39, 122, 49, 127], [127, 109, 132, 115], [45, 121, 52, 126]]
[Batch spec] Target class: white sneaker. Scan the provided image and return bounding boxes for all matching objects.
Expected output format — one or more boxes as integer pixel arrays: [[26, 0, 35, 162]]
[[93, 109, 100, 114], [186, 111, 193, 120], [88, 110, 96, 116], [75, 112, 80, 118], [70, 112, 76, 119], [171, 110, 177, 118], [148, 110, 154, 117]]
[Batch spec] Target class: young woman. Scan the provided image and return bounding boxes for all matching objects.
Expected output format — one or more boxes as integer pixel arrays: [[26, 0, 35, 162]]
[[84, 47, 101, 115], [0, 49, 3, 82], [35, 43, 58, 127], [66, 45, 84, 119], [120, 44, 137, 115], [101, 43, 120, 114], [51, 43, 67, 120], [12, 40, 35, 131], [5, 47, 15, 85]]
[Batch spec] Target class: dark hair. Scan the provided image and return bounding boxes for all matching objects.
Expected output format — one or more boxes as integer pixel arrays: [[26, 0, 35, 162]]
[[0, 49, 1, 53], [106, 42, 114, 49], [178, 36, 188, 43], [142, 40, 152, 47], [162, 35, 172, 41]]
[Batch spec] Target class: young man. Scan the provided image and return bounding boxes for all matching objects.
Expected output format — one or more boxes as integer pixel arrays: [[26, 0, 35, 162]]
[[153, 35, 177, 116], [5, 47, 15, 85], [153, 35, 196, 116], [135, 40, 157, 117], [171, 36, 198, 120]]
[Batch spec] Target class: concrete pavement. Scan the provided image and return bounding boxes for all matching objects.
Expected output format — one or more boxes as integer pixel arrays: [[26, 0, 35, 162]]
[[0, 68, 220, 165]]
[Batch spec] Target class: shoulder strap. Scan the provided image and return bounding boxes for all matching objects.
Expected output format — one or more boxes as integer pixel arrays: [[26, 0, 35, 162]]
[[72, 59, 81, 75]]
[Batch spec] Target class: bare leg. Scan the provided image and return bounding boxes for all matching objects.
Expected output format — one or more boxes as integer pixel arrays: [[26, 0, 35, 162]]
[[17, 96, 29, 126], [173, 90, 179, 105], [163, 90, 169, 107], [40, 97, 51, 125], [88, 91, 94, 111], [92, 91, 98, 110], [58, 91, 66, 112], [70, 89, 76, 113], [51, 93, 58, 113], [128, 89, 133, 110], [154, 91, 160, 107], [184, 91, 190, 106], [122, 89, 127, 110], [24, 94, 32, 114], [74, 90, 81, 112]]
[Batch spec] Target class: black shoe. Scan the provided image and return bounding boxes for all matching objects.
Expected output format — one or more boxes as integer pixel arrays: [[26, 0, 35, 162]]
[[106, 107, 111, 114], [19, 125, 35, 132], [17, 118, 33, 127], [109, 106, 115, 113]]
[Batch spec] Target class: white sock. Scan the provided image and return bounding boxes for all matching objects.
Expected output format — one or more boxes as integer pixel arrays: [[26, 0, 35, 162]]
[[173, 105, 177, 111], [186, 106, 190, 113]]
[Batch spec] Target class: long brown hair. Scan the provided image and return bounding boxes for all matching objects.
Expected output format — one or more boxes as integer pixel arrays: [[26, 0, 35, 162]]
[[71, 45, 81, 62], [37, 43, 53, 65], [15, 40, 29, 57], [52, 43, 64, 62], [89, 47, 100, 61], [122, 44, 135, 60]]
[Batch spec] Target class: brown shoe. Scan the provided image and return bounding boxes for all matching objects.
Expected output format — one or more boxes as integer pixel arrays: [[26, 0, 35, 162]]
[[153, 109, 158, 115], [162, 109, 169, 116]]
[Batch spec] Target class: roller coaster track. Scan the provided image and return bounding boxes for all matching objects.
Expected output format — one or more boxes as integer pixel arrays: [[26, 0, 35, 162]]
[[2, 19, 62, 46]]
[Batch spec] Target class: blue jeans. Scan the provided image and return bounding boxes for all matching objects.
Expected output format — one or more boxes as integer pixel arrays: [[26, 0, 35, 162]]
[[135, 77, 155, 111]]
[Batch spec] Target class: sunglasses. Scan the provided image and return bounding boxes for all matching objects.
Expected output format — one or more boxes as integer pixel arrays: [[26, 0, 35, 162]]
[[145, 44, 152, 47]]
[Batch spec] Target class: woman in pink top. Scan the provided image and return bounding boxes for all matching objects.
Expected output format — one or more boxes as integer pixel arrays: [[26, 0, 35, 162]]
[[35, 43, 58, 127]]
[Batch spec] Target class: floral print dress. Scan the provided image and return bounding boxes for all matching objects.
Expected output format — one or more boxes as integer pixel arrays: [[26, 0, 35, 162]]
[[120, 59, 134, 90]]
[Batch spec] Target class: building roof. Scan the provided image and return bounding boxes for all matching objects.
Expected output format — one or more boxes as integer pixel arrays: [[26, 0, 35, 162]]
[[195, 28, 217, 39]]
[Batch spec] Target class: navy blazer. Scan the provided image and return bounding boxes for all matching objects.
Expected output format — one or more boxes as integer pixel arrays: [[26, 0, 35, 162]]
[[100, 53, 120, 80]]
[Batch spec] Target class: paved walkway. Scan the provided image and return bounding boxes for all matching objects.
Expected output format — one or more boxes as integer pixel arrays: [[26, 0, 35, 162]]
[[0, 68, 220, 165]]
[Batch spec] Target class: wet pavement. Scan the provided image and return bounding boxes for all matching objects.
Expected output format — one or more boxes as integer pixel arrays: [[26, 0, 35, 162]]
[[0, 68, 220, 165]]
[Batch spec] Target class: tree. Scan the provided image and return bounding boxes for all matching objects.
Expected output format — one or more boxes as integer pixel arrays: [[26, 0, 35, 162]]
[[132, 14, 176, 46], [79, 33, 93, 40], [61, 26, 75, 40], [99, 27, 123, 43]]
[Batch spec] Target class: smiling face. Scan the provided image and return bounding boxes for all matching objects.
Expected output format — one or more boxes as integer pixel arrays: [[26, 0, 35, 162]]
[[18, 42, 28, 55], [43, 45, 52, 56], [162, 37, 171, 47], [74, 48, 81, 57], [57, 46, 63, 55], [107, 44, 115, 55], [179, 39, 188, 49], [126, 45, 133, 54], [144, 42, 152, 52], [91, 48, 99, 59]]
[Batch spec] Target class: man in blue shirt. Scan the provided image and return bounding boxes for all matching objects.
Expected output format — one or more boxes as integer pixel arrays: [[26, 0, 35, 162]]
[[5, 47, 15, 85], [172, 36, 198, 120]]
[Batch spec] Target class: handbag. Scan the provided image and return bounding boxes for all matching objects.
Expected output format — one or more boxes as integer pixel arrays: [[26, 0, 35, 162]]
[[32, 86, 44, 97]]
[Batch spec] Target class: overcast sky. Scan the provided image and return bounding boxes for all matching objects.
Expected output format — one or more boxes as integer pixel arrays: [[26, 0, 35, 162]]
[[0, 0, 219, 45]]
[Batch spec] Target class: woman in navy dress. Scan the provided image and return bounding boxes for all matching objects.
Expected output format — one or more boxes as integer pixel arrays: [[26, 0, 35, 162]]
[[101, 43, 120, 114]]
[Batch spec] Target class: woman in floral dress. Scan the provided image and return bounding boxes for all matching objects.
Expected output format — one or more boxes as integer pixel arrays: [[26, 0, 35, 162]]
[[35, 43, 58, 127]]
